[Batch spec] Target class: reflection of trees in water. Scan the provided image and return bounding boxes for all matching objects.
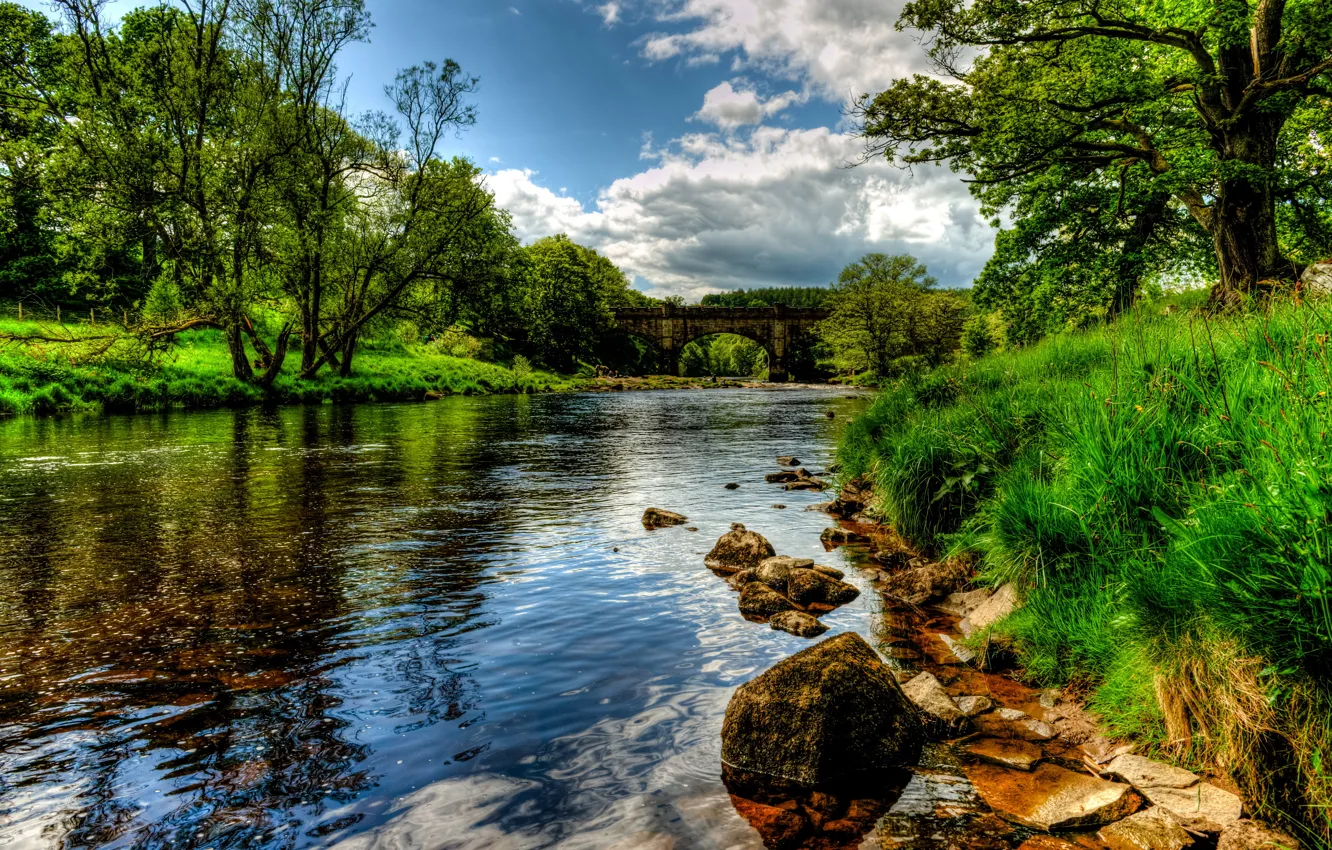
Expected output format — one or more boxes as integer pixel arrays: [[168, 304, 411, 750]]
[[0, 399, 530, 848]]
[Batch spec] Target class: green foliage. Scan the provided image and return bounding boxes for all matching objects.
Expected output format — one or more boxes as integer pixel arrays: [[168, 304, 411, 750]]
[[679, 333, 768, 378], [960, 312, 1002, 358], [840, 299, 1332, 839], [819, 252, 967, 376], [700, 287, 831, 308], [519, 235, 615, 371]]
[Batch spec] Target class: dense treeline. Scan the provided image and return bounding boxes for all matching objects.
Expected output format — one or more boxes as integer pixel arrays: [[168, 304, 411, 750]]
[[699, 287, 831, 309], [0, 0, 651, 383]]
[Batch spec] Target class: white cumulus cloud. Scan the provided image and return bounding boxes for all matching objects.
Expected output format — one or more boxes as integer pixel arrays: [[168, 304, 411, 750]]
[[488, 129, 990, 301], [693, 80, 803, 129]]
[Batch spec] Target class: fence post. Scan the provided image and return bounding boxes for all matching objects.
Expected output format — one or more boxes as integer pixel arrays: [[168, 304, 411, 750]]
[[56, 305, 61, 324], [90, 308, 96, 327], [16, 301, 21, 322]]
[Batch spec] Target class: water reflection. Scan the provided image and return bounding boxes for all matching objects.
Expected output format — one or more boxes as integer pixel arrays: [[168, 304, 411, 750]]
[[0, 390, 872, 849]]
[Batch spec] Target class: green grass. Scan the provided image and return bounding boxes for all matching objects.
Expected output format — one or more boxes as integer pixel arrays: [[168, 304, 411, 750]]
[[840, 293, 1332, 841], [0, 320, 577, 415]]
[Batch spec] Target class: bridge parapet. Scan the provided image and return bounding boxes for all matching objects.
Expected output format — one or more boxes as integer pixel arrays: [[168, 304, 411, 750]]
[[610, 304, 829, 382]]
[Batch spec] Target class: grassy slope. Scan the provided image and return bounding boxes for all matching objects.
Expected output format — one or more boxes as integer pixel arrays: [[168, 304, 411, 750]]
[[840, 293, 1331, 841], [0, 321, 576, 415]]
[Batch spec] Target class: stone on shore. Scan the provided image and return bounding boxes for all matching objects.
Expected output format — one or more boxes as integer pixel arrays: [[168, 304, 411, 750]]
[[1104, 753, 1243, 834], [787, 569, 861, 608], [1098, 808, 1195, 850], [705, 524, 777, 574], [969, 762, 1140, 831], [755, 556, 815, 594], [721, 632, 922, 785], [959, 583, 1019, 637], [769, 610, 828, 638], [1218, 820, 1302, 850], [954, 695, 994, 716], [900, 671, 970, 736], [738, 582, 797, 619], [966, 738, 1044, 771], [642, 508, 688, 529], [875, 558, 972, 605], [937, 634, 978, 665], [938, 587, 994, 617]]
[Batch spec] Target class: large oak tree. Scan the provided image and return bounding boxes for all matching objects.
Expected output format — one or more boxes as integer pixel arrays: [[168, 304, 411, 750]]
[[858, 0, 1332, 304]]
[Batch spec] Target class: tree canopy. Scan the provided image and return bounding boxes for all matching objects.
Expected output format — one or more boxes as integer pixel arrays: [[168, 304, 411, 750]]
[[857, 0, 1332, 322]]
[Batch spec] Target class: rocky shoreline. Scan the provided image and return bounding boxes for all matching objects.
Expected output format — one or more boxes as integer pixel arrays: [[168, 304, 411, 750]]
[[642, 459, 1304, 850]]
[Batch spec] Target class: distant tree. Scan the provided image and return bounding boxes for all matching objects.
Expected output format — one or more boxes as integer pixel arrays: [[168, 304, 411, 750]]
[[520, 235, 613, 370], [662, 294, 685, 307], [820, 253, 966, 375], [700, 287, 831, 308]]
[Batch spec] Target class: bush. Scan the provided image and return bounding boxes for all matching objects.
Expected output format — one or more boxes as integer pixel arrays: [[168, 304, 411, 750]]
[[511, 354, 532, 380]]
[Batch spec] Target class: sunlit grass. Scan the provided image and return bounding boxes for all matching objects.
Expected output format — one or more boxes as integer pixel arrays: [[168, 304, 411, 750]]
[[840, 292, 1332, 841], [0, 323, 573, 415]]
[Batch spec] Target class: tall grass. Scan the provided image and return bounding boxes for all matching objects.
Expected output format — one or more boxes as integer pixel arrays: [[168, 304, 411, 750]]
[[0, 323, 572, 416], [840, 294, 1332, 841]]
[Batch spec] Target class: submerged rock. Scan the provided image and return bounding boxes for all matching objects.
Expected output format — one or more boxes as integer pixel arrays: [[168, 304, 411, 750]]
[[1098, 807, 1195, 850], [787, 569, 860, 608], [705, 524, 777, 574], [959, 583, 1019, 637], [820, 526, 869, 545], [966, 737, 1044, 771], [969, 762, 1140, 831], [721, 632, 922, 785], [768, 610, 828, 638], [1218, 820, 1302, 850], [738, 582, 797, 619], [641, 508, 688, 529]]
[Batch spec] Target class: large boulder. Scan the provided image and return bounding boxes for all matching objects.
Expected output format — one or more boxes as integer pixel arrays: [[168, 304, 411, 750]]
[[755, 556, 815, 594], [1218, 820, 1302, 850], [959, 583, 1019, 637], [721, 632, 922, 785], [641, 507, 687, 529], [738, 582, 797, 619], [787, 569, 860, 608], [969, 762, 1141, 831], [705, 524, 777, 574]]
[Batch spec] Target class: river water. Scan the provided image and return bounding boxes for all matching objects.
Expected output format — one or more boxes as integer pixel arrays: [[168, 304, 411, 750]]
[[0, 389, 904, 850]]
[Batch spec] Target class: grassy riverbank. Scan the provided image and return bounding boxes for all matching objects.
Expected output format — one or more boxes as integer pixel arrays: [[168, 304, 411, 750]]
[[0, 321, 578, 415], [839, 295, 1332, 841]]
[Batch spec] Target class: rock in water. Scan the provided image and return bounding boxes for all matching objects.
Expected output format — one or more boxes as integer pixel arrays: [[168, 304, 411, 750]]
[[777, 456, 801, 467], [900, 671, 970, 737], [724, 482, 740, 490], [768, 610, 828, 638], [755, 556, 816, 594], [966, 738, 1044, 771], [705, 524, 776, 574], [726, 569, 758, 590], [811, 564, 844, 579], [1098, 808, 1195, 850], [721, 632, 922, 785], [641, 508, 687, 529], [969, 762, 1140, 831], [787, 570, 860, 607], [738, 582, 797, 618], [820, 527, 868, 545]]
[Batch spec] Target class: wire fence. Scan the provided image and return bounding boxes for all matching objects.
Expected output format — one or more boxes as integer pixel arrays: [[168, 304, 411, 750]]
[[1, 301, 142, 329]]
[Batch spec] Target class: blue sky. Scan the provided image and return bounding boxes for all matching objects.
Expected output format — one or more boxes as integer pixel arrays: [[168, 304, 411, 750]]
[[27, 0, 996, 298]]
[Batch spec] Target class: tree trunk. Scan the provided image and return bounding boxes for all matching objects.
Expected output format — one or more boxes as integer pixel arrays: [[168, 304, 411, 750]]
[[338, 333, 357, 377], [226, 320, 254, 382], [1109, 193, 1170, 316], [1210, 116, 1290, 302]]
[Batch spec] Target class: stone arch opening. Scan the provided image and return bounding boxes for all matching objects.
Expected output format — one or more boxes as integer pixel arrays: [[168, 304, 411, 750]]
[[678, 332, 772, 379]]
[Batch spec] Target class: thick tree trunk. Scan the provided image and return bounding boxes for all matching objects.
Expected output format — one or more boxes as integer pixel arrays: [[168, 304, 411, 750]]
[[338, 333, 357, 377], [1210, 117, 1290, 303]]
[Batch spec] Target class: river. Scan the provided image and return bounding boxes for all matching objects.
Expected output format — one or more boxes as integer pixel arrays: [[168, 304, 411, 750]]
[[0, 388, 907, 849]]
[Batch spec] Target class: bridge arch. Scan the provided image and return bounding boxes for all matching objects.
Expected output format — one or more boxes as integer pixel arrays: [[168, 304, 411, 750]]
[[610, 304, 828, 383]]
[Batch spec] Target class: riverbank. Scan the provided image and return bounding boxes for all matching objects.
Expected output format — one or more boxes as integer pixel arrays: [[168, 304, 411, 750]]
[[0, 322, 766, 416], [836, 298, 1332, 844]]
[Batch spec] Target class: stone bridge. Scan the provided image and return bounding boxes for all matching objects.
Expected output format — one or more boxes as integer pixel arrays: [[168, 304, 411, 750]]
[[610, 304, 828, 382]]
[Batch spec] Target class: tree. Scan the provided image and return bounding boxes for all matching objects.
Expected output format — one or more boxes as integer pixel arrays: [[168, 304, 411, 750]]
[[820, 253, 965, 375], [520, 235, 614, 370], [857, 0, 1332, 305]]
